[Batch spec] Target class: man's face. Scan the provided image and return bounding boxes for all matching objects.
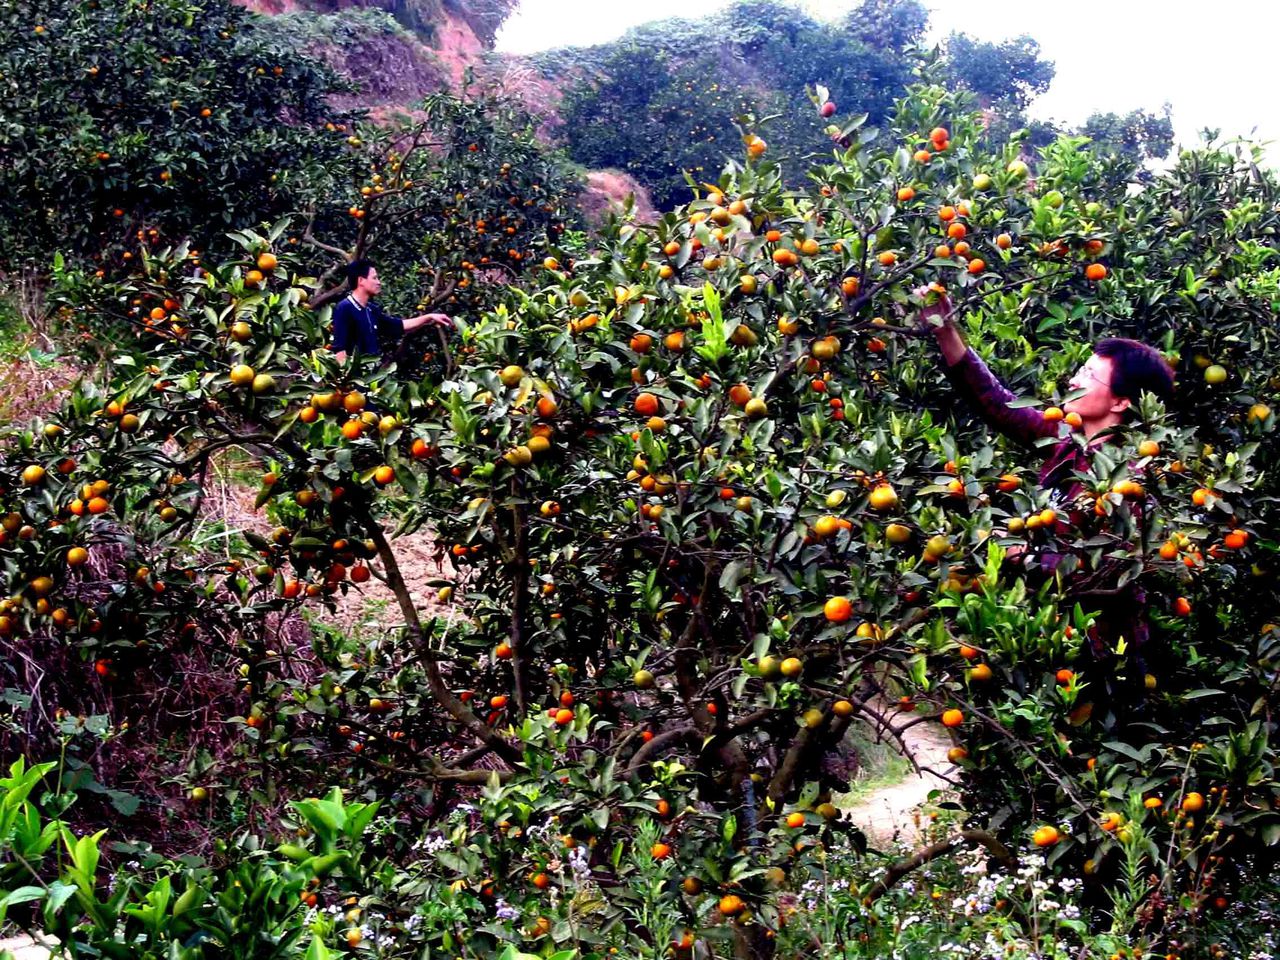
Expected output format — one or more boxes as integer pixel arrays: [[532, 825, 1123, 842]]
[[357, 267, 381, 296], [1065, 352, 1129, 420]]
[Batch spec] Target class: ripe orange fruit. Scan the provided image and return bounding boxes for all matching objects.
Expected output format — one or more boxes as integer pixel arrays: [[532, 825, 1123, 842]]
[[897, 186, 915, 202], [373, 465, 395, 486], [968, 663, 992, 682], [1032, 825, 1061, 848], [996, 233, 1012, 249], [812, 515, 840, 538], [940, 708, 964, 728], [630, 333, 653, 354], [1173, 596, 1192, 617], [913, 149, 931, 164], [650, 842, 672, 860], [495, 642, 513, 659], [877, 251, 897, 266], [728, 383, 753, 407], [1055, 668, 1074, 685], [87, 496, 110, 515], [938, 205, 956, 222], [948, 222, 967, 240], [785, 812, 805, 828], [934, 244, 951, 259], [1224, 530, 1249, 550], [1159, 541, 1179, 560], [823, 597, 853, 623], [634, 392, 660, 416], [929, 126, 950, 144], [554, 708, 574, 725], [718, 894, 745, 916], [341, 419, 364, 440], [959, 645, 979, 660], [67, 547, 89, 567], [256, 252, 278, 272], [841, 276, 860, 296], [867, 484, 899, 511], [1181, 791, 1205, 813], [21, 464, 46, 486], [966, 258, 986, 275], [1137, 439, 1160, 457], [1085, 263, 1108, 281], [885, 522, 911, 544], [772, 249, 798, 267], [1043, 406, 1064, 422]]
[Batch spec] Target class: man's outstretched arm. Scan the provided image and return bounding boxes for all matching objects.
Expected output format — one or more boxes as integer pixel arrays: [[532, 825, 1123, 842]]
[[919, 289, 1060, 447], [401, 312, 453, 332]]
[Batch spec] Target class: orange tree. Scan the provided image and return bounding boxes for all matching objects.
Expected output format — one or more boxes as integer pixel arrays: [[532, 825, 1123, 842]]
[[2, 82, 1278, 956], [0, 0, 357, 271], [0, 0, 575, 324], [299, 91, 576, 320]]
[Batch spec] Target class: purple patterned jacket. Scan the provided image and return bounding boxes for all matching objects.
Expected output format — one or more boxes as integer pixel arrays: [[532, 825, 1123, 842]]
[[942, 347, 1150, 659]]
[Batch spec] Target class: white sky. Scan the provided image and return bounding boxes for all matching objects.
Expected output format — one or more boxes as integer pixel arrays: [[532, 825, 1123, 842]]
[[496, 0, 1279, 162]]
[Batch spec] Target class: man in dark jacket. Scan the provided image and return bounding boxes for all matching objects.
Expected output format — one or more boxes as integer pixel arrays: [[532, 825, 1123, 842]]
[[919, 289, 1176, 663], [331, 259, 453, 363]]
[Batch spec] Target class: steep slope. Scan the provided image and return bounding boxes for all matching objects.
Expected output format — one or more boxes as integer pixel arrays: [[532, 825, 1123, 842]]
[[236, 0, 512, 95]]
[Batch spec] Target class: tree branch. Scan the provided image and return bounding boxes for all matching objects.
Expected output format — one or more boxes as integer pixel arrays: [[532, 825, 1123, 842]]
[[864, 829, 1017, 901]]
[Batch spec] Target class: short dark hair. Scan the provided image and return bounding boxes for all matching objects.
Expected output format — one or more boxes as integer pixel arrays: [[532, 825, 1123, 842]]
[[346, 259, 376, 288], [1095, 337, 1176, 405]]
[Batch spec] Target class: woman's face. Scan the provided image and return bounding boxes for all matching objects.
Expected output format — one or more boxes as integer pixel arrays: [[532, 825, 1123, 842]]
[[1065, 352, 1130, 420]]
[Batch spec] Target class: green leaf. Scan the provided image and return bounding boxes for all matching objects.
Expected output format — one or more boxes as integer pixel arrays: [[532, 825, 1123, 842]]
[[1103, 741, 1150, 764], [722, 814, 737, 843], [0, 886, 45, 910]]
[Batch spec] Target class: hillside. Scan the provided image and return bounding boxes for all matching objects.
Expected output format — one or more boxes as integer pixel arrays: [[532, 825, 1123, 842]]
[[237, 0, 504, 100], [229, 0, 1171, 218], [233, 0, 660, 220]]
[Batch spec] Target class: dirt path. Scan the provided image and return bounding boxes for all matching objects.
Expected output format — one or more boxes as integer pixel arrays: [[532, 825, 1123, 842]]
[[841, 707, 959, 848], [0, 934, 57, 959]]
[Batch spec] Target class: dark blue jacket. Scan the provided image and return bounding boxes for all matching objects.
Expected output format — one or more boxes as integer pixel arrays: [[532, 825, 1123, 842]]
[[331, 295, 403, 358]]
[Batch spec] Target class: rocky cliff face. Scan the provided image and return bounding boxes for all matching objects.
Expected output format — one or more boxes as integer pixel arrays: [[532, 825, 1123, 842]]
[[236, 0, 497, 97]]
